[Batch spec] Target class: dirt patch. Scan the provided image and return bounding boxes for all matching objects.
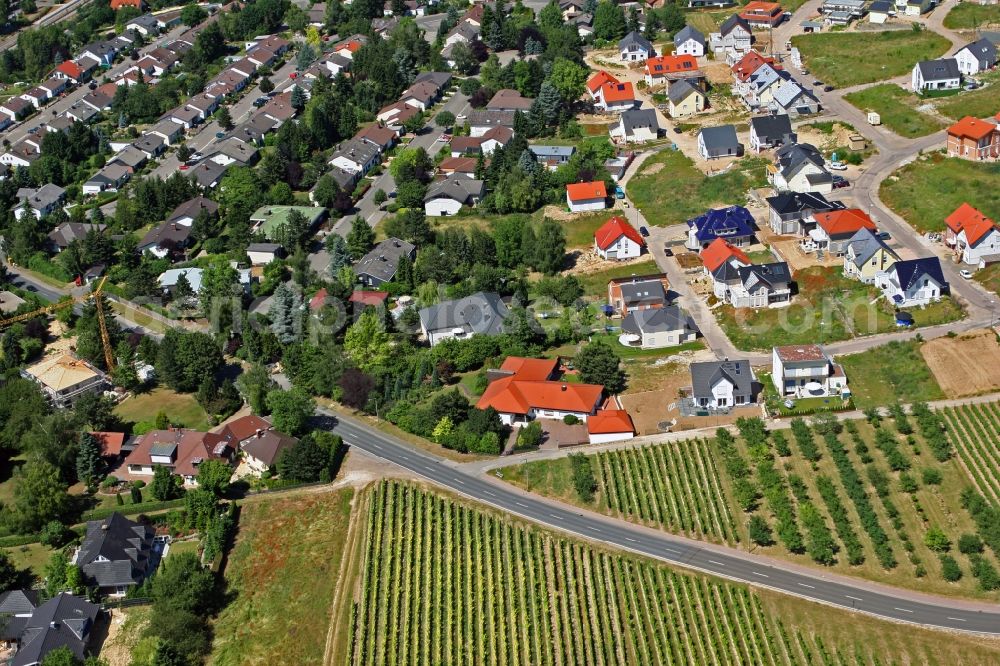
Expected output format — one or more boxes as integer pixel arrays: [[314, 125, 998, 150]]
[[97, 608, 150, 666], [641, 161, 666, 176], [921, 329, 1000, 398], [566, 249, 652, 276]]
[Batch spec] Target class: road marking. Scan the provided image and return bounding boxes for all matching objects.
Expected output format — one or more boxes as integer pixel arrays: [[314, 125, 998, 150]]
[[752, 571, 769, 578], [483, 491, 495, 498], [797, 583, 815, 589], [947, 617, 967, 622], [625, 537, 638, 543], [708, 560, 725, 566], [845, 595, 863, 602], [549, 513, 562, 520], [453, 478, 464, 485], [515, 502, 529, 508], [894, 607, 914, 614]]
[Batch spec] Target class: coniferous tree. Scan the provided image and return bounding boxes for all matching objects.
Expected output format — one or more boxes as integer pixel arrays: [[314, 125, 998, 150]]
[[268, 282, 303, 344]]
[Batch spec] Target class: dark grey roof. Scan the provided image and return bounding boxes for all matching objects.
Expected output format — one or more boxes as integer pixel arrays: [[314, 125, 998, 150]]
[[14, 184, 65, 212], [10, 593, 99, 666], [916, 58, 960, 81], [0, 590, 38, 616], [719, 14, 751, 35], [467, 109, 516, 129], [330, 138, 380, 168], [187, 159, 229, 187], [958, 39, 998, 67], [699, 124, 740, 151], [891, 257, 947, 291], [619, 108, 660, 134], [48, 222, 106, 249], [139, 221, 192, 252], [528, 145, 576, 158], [622, 305, 696, 335], [354, 237, 415, 283], [247, 242, 281, 253], [78, 513, 154, 588], [738, 261, 791, 290], [766, 191, 838, 216], [619, 279, 667, 306], [619, 31, 653, 53], [690, 359, 753, 397], [711, 260, 744, 282], [668, 79, 703, 104], [674, 25, 706, 47], [424, 176, 485, 204], [869, 0, 892, 10], [846, 227, 898, 267], [413, 71, 452, 90], [168, 196, 218, 224], [419, 291, 509, 336], [775, 142, 826, 179], [750, 114, 794, 143]]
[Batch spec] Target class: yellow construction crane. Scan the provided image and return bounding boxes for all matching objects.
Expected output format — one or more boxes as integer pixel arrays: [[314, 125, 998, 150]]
[[0, 276, 115, 371]]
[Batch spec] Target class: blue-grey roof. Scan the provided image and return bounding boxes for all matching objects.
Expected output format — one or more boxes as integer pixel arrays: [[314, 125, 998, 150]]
[[738, 262, 792, 290], [916, 58, 960, 82], [958, 39, 998, 68], [619, 31, 653, 53], [528, 145, 576, 158], [619, 279, 667, 306], [846, 227, 898, 267], [688, 205, 755, 243], [750, 115, 793, 143], [0, 590, 38, 616], [419, 291, 509, 337], [619, 108, 660, 134], [891, 257, 946, 292], [622, 305, 696, 335], [766, 191, 839, 216], [690, 359, 753, 398], [674, 25, 705, 47], [668, 79, 703, 104], [699, 124, 740, 151], [719, 14, 751, 36]]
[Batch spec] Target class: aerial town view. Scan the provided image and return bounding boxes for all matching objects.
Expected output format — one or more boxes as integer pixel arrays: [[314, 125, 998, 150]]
[[0, 0, 997, 662]]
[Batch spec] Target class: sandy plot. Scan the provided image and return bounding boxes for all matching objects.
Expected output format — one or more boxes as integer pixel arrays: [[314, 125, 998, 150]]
[[921, 329, 1000, 397]]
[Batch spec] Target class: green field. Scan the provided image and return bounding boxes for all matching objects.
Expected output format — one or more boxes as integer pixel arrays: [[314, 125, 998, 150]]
[[210, 489, 357, 665], [791, 30, 951, 87], [844, 85, 945, 138], [348, 480, 1000, 664], [500, 416, 1000, 600], [881, 154, 1000, 233], [940, 401, 1000, 506], [935, 74, 1000, 120], [576, 259, 661, 300], [626, 150, 769, 227], [838, 340, 945, 408], [975, 262, 1000, 295], [943, 2, 1000, 28], [114, 387, 211, 431]]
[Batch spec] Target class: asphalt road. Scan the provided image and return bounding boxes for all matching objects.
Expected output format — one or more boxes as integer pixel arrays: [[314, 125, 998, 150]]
[[326, 411, 1000, 635]]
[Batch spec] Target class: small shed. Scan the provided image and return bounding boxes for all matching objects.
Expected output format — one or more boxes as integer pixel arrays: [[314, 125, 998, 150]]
[[848, 135, 867, 151], [867, 112, 881, 126]]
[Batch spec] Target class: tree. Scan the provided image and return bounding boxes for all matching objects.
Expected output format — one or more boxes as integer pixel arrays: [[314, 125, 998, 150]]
[[180, 3, 207, 26], [532, 218, 566, 274], [40, 647, 80, 666], [216, 107, 233, 131], [277, 433, 339, 481], [748, 516, 774, 546], [450, 41, 477, 75], [940, 554, 963, 582], [311, 173, 341, 209], [151, 552, 217, 614], [575, 342, 627, 394], [269, 282, 304, 343], [39, 520, 72, 548], [151, 640, 186, 666], [156, 330, 224, 393], [150, 465, 183, 501], [76, 432, 104, 487], [0, 551, 24, 593], [548, 58, 588, 104], [196, 460, 230, 497], [259, 77, 275, 94], [435, 110, 455, 128], [346, 217, 375, 259], [265, 388, 315, 436], [529, 81, 563, 130], [569, 453, 597, 502], [389, 147, 433, 184], [924, 526, 951, 552], [296, 42, 317, 70], [12, 460, 71, 533], [173, 272, 194, 303], [958, 533, 984, 555], [324, 233, 353, 277], [516, 420, 543, 448], [659, 3, 686, 34], [432, 416, 454, 443], [593, 0, 627, 41], [290, 84, 307, 110], [344, 309, 392, 372], [373, 189, 388, 206]]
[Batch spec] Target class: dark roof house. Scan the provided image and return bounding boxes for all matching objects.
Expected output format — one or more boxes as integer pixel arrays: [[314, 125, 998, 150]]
[[3, 593, 99, 666], [76, 513, 155, 593], [354, 237, 416, 286]]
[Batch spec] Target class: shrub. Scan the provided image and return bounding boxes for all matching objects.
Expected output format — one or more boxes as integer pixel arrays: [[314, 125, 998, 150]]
[[921, 467, 943, 485], [563, 414, 580, 425], [924, 526, 951, 553], [899, 473, 918, 494], [569, 453, 597, 503], [940, 554, 962, 582], [748, 515, 773, 546], [958, 533, 984, 555]]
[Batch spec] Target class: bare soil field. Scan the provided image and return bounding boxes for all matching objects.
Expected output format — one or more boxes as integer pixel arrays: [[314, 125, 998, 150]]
[[921, 329, 1000, 397]]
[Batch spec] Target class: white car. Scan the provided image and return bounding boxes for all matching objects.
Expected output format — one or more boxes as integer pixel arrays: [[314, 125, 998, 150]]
[[828, 161, 847, 171], [960, 269, 973, 280]]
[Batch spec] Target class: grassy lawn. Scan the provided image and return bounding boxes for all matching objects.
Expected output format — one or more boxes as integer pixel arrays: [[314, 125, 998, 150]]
[[587, 332, 705, 359], [974, 262, 1000, 295], [881, 154, 1000, 233], [210, 488, 358, 665], [943, 2, 1000, 28], [843, 85, 945, 139], [684, 11, 731, 35], [114, 387, 211, 431], [557, 210, 617, 249], [576, 259, 660, 300], [167, 539, 200, 558], [791, 30, 951, 88], [626, 150, 769, 227], [935, 74, 1000, 120], [838, 340, 944, 408], [3, 542, 51, 579]]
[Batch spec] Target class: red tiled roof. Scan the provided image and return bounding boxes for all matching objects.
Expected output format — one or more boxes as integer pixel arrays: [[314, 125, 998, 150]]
[[599, 82, 635, 103], [55, 61, 84, 79], [587, 70, 619, 94], [349, 290, 389, 306], [731, 51, 780, 81], [439, 156, 478, 173], [498, 356, 558, 382], [91, 431, 125, 456], [701, 237, 750, 272], [111, 0, 142, 8], [814, 208, 876, 238], [476, 356, 604, 415], [947, 116, 997, 141], [566, 181, 607, 201], [595, 216, 644, 250], [947, 203, 996, 246], [309, 288, 329, 311], [125, 429, 230, 478], [219, 415, 272, 444], [587, 409, 635, 435], [645, 55, 699, 76]]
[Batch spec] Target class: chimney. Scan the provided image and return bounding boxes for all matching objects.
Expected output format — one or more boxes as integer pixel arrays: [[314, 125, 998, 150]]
[[256, 428, 264, 438], [561, 384, 567, 391]]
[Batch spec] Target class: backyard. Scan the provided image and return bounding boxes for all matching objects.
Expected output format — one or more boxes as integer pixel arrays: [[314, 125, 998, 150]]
[[114, 387, 211, 431], [843, 85, 945, 139], [881, 154, 1000, 233], [943, 2, 1000, 28], [576, 258, 661, 300], [626, 149, 769, 227], [791, 30, 951, 88], [975, 262, 1000, 296], [934, 71, 1000, 120], [838, 340, 945, 408]]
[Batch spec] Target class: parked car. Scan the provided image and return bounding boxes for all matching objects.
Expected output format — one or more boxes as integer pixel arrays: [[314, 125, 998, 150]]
[[289, 72, 297, 79], [824, 85, 834, 92], [832, 175, 849, 189], [875, 231, 890, 241], [663, 245, 673, 257], [960, 269, 973, 280], [253, 97, 268, 107], [828, 161, 847, 171], [812, 80, 823, 87], [215, 131, 226, 139], [178, 164, 189, 170], [672, 127, 682, 134], [639, 226, 649, 237], [614, 185, 625, 199]]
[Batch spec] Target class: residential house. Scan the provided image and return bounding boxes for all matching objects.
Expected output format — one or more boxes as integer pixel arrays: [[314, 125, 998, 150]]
[[586, 71, 619, 99], [0, 142, 39, 168], [0, 97, 33, 124], [164, 105, 201, 129], [594, 215, 645, 260], [468, 110, 516, 137], [529, 145, 576, 168], [868, 0, 892, 22], [47, 222, 106, 253], [81, 88, 114, 113], [21, 353, 106, 408], [82, 163, 131, 195], [65, 101, 99, 124], [905, 0, 933, 15], [731, 51, 781, 86], [419, 291, 510, 346], [876, 256, 948, 306], [39, 78, 67, 98], [768, 78, 821, 117], [766, 191, 840, 235], [772, 344, 848, 397], [770, 143, 832, 194], [147, 119, 184, 145], [355, 124, 397, 153], [438, 156, 479, 178], [740, 0, 784, 26], [667, 79, 708, 117], [376, 100, 420, 128], [609, 108, 661, 142], [450, 136, 483, 157], [78, 41, 117, 67], [19, 87, 50, 109], [620, 31, 654, 62], [709, 15, 753, 56], [607, 274, 671, 314], [354, 238, 416, 286], [186, 159, 228, 189], [622, 306, 698, 349], [702, 237, 751, 299], [249, 206, 326, 240], [946, 116, 1000, 161], [566, 181, 608, 212], [731, 262, 793, 308], [487, 89, 534, 111], [260, 92, 297, 126], [329, 138, 381, 177], [13, 184, 66, 220], [686, 205, 755, 250], [476, 356, 605, 425], [911, 58, 961, 92], [954, 38, 998, 76], [242, 429, 298, 474], [424, 176, 486, 216], [124, 428, 234, 486], [945, 203, 1000, 265], [674, 25, 706, 57], [75, 513, 155, 596], [2, 592, 99, 666], [697, 125, 743, 159], [843, 227, 899, 283], [245, 243, 283, 266], [587, 409, 635, 445], [400, 80, 440, 110], [480, 126, 514, 155], [206, 137, 259, 167], [643, 54, 701, 88], [138, 221, 193, 259], [811, 208, 877, 255], [126, 13, 159, 36], [133, 134, 166, 159], [186, 93, 220, 119], [594, 81, 638, 113], [741, 63, 786, 110], [749, 114, 796, 152], [690, 359, 756, 410], [167, 197, 218, 227], [53, 60, 88, 84]]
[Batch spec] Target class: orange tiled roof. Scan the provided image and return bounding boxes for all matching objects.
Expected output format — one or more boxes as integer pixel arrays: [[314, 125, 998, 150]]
[[701, 237, 750, 272], [645, 54, 698, 76], [477, 374, 604, 415], [731, 51, 780, 81], [595, 216, 644, 250], [566, 181, 607, 201], [587, 70, 619, 94], [946, 203, 996, 245], [587, 409, 635, 435], [599, 81, 635, 103], [498, 356, 558, 381], [947, 116, 997, 141], [814, 208, 876, 237]]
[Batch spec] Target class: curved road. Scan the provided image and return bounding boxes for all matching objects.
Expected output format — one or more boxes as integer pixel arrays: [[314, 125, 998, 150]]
[[327, 412, 1000, 636]]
